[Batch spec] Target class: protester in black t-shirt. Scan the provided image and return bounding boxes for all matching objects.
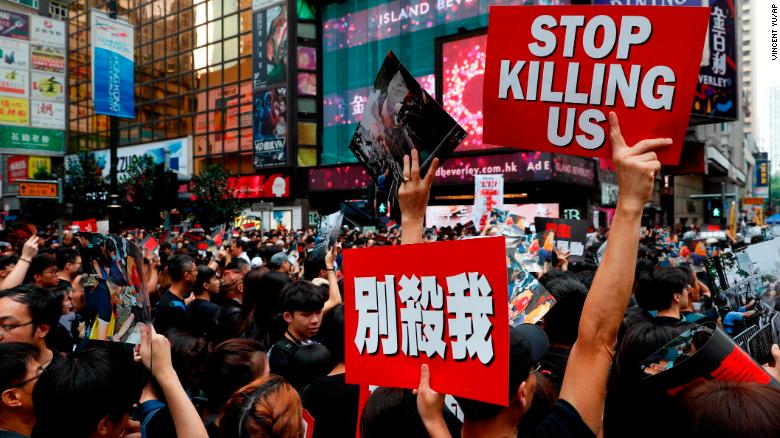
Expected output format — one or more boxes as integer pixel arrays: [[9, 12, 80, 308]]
[[0, 343, 41, 438], [635, 267, 691, 326], [186, 265, 220, 337], [407, 114, 666, 437], [301, 304, 361, 438], [268, 281, 325, 380], [154, 255, 197, 334], [210, 269, 244, 344]]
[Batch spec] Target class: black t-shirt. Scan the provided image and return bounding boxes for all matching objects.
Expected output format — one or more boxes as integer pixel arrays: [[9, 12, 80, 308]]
[[0, 430, 28, 437], [300, 373, 360, 438], [187, 298, 219, 337], [520, 399, 595, 438], [268, 336, 300, 380], [210, 299, 242, 344], [153, 290, 187, 335]]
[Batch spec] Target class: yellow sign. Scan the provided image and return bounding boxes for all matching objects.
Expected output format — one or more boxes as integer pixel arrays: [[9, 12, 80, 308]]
[[28, 156, 51, 178], [742, 197, 766, 205], [0, 97, 29, 125], [18, 180, 58, 199]]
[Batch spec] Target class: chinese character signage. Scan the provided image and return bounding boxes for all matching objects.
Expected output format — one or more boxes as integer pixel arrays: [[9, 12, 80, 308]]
[[0, 96, 28, 125], [473, 174, 504, 229], [483, 6, 709, 165], [31, 71, 64, 101], [6, 155, 27, 183], [30, 16, 66, 47], [0, 67, 28, 97], [18, 179, 58, 198], [691, 0, 738, 122], [756, 159, 769, 198], [27, 155, 49, 177], [227, 173, 290, 199], [253, 87, 288, 168], [30, 100, 64, 129], [30, 45, 65, 73], [91, 10, 135, 119], [0, 9, 29, 41], [534, 217, 590, 261], [0, 38, 29, 69], [0, 125, 64, 154], [344, 237, 510, 405]]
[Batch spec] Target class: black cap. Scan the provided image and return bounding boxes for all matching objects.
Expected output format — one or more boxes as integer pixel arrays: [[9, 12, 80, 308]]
[[456, 324, 549, 420]]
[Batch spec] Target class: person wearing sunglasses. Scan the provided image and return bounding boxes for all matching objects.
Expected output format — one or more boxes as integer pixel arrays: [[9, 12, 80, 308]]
[[0, 342, 41, 438]]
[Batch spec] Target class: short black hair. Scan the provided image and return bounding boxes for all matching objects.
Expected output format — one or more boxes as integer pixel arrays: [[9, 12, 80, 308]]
[[32, 345, 142, 437], [287, 343, 333, 390], [55, 247, 79, 271], [280, 281, 326, 314], [0, 254, 19, 270], [303, 256, 326, 281], [544, 278, 588, 345], [25, 253, 56, 282], [0, 342, 39, 393], [194, 265, 216, 296], [0, 285, 61, 328], [320, 304, 345, 363], [232, 239, 248, 251], [167, 254, 194, 282], [635, 267, 688, 311]]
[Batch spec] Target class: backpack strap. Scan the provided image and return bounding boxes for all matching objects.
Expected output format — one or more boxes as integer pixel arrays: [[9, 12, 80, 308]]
[[138, 400, 167, 437]]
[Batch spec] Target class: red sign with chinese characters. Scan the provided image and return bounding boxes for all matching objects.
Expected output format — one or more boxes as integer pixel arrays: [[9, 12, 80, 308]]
[[72, 219, 97, 232], [7, 155, 28, 183], [227, 174, 290, 199], [343, 237, 510, 406], [483, 6, 709, 165]]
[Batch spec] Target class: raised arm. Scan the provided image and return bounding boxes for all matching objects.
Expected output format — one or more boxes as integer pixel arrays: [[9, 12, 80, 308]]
[[399, 149, 439, 245], [1, 235, 39, 289], [322, 245, 343, 314], [559, 112, 669, 435]]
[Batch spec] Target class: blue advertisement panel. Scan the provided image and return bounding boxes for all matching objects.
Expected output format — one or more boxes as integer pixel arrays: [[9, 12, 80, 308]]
[[91, 10, 135, 119]]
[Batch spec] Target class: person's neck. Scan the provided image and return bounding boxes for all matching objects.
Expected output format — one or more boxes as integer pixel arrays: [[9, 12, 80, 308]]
[[40, 346, 54, 368], [657, 306, 681, 320], [285, 327, 307, 343], [461, 410, 521, 438], [328, 362, 345, 376], [226, 293, 242, 304], [58, 272, 72, 283], [0, 410, 34, 436], [169, 282, 188, 300], [195, 293, 210, 302]]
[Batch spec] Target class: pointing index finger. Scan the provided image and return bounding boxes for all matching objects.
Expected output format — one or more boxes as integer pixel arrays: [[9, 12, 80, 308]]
[[608, 112, 627, 150]]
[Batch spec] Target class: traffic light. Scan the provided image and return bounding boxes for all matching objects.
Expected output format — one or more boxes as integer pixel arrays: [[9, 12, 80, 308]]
[[378, 202, 387, 215], [712, 207, 721, 218]]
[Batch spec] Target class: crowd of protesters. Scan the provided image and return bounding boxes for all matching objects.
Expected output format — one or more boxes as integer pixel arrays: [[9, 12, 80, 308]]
[[1, 113, 780, 437]]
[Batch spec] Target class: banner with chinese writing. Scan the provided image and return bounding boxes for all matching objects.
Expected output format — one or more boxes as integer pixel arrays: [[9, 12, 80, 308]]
[[755, 159, 769, 198], [71, 219, 98, 233], [534, 217, 589, 261], [31, 72, 64, 101], [30, 100, 64, 129], [6, 155, 27, 183], [0, 96, 28, 125], [27, 155, 50, 178], [91, 10, 135, 119], [473, 174, 504, 229], [0, 125, 63, 155], [344, 237, 510, 405], [691, 0, 738, 122], [483, 6, 709, 165], [30, 45, 65, 73], [0, 67, 28, 97], [30, 16, 66, 48]]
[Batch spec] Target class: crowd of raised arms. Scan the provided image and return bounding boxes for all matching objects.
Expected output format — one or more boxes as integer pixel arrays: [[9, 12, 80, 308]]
[[1, 114, 779, 438]]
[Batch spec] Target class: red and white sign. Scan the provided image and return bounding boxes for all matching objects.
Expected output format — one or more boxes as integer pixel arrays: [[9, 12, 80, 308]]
[[483, 6, 710, 165], [227, 174, 290, 199], [344, 237, 509, 406], [7, 155, 28, 183], [473, 174, 504, 229], [72, 219, 98, 232]]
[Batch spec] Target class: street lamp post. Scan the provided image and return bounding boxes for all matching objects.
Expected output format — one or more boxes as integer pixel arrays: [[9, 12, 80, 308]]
[[106, 0, 121, 231]]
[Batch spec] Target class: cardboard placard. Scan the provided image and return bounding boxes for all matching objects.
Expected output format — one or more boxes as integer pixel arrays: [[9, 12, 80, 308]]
[[344, 237, 509, 405], [483, 6, 709, 165]]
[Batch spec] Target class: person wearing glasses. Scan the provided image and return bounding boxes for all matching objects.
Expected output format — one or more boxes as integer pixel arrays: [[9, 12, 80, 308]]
[[23, 255, 60, 290], [0, 286, 60, 369], [0, 342, 41, 438]]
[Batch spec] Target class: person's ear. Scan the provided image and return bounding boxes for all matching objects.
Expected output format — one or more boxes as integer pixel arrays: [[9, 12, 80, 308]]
[[517, 379, 532, 410], [283, 311, 293, 324], [35, 323, 50, 340], [1, 388, 22, 408], [95, 416, 112, 436]]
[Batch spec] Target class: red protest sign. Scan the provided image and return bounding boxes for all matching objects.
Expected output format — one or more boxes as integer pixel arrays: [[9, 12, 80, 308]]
[[343, 237, 509, 406], [483, 6, 709, 165]]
